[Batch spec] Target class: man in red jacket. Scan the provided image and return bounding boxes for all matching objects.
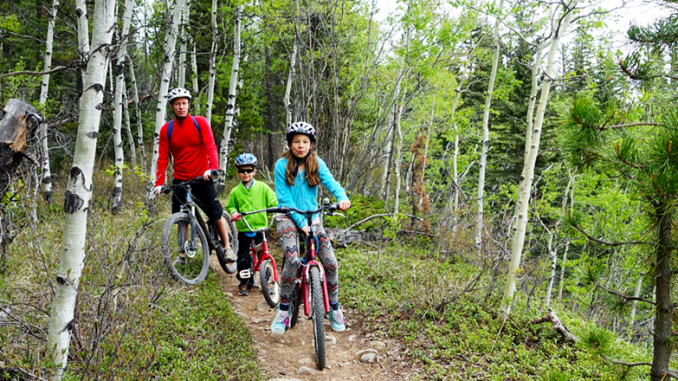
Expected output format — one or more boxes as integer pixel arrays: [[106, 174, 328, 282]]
[[153, 87, 235, 261]]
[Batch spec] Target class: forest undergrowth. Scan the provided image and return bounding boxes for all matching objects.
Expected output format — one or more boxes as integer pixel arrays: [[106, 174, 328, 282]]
[[0, 169, 663, 380]]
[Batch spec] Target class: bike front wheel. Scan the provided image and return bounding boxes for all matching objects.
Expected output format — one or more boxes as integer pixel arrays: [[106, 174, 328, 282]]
[[214, 212, 237, 274], [310, 266, 326, 370], [162, 213, 210, 285], [260, 259, 280, 307]]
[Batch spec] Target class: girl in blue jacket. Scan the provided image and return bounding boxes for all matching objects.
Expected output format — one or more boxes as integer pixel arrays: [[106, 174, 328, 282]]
[[271, 122, 351, 335]]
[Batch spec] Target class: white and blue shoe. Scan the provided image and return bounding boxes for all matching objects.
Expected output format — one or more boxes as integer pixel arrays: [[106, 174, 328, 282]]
[[271, 309, 289, 335], [328, 308, 346, 332]]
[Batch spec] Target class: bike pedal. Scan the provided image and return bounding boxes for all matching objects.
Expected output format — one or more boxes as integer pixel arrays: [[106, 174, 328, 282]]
[[239, 269, 252, 279]]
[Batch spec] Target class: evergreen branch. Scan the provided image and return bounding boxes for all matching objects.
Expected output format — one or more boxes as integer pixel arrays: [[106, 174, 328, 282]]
[[569, 222, 651, 247], [600, 122, 663, 131], [593, 280, 655, 305], [0, 66, 71, 79], [615, 142, 641, 169], [651, 173, 670, 199]]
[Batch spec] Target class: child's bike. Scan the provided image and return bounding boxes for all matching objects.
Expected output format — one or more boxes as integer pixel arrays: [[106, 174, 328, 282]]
[[278, 202, 345, 371], [160, 173, 238, 285], [231, 210, 281, 307]]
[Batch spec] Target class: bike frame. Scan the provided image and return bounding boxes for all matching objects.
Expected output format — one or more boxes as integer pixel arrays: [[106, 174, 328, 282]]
[[170, 179, 220, 255], [234, 212, 279, 284]]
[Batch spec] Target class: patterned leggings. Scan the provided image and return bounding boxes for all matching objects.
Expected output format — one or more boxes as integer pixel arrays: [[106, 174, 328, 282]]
[[277, 215, 339, 305]]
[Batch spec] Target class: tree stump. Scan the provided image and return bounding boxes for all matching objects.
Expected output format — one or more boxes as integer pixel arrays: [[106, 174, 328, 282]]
[[0, 99, 42, 202]]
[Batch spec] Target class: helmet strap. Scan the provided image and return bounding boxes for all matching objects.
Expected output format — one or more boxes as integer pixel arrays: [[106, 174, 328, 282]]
[[291, 151, 312, 179]]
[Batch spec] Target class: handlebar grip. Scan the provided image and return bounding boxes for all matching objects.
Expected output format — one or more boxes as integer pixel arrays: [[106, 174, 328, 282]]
[[210, 169, 219, 177], [231, 214, 241, 221], [161, 186, 171, 195]]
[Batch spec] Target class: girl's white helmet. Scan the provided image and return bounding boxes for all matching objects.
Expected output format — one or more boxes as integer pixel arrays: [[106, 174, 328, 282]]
[[286, 122, 316, 143]]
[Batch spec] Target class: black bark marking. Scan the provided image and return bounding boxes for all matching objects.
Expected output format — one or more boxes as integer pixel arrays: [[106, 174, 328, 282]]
[[63, 190, 84, 213], [95, 103, 104, 110], [56, 275, 67, 285], [76, 8, 83, 17], [88, 83, 104, 93], [42, 176, 52, 184], [86, 132, 98, 139]]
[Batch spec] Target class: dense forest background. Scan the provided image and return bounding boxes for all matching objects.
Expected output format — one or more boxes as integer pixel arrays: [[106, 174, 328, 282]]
[[2, 0, 678, 379]]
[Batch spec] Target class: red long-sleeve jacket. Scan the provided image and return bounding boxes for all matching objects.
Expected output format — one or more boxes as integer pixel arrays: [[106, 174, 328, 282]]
[[155, 115, 219, 187]]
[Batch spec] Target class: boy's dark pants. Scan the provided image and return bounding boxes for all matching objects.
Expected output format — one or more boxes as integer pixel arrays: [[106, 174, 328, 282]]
[[236, 231, 263, 284]]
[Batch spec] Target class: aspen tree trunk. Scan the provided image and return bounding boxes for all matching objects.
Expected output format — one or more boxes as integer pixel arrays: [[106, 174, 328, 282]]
[[123, 81, 136, 167], [284, 42, 298, 128], [45, 0, 115, 377], [652, 203, 674, 381], [500, 1, 577, 318], [545, 230, 558, 308], [217, 5, 242, 194], [150, 0, 187, 192], [178, 0, 191, 88], [474, 0, 504, 248], [38, 0, 60, 204], [126, 55, 146, 167], [382, 28, 409, 201], [628, 275, 643, 330], [393, 87, 406, 214], [190, 36, 199, 98], [75, 0, 90, 86], [111, 0, 134, 214], [204, 0, 218, 123]]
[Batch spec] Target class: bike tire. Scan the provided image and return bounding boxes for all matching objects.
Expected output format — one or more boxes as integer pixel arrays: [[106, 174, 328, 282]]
[[260, 259, 280, 307], [310, 266, 326, 370], [162, 213, 210, 285], [214, 213, 237, 274]]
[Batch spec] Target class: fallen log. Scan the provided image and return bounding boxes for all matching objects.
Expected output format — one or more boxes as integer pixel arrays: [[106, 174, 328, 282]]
[[325, 228, 383, 248], [530, 309, 579, 343], [0, 99, 43, 202]]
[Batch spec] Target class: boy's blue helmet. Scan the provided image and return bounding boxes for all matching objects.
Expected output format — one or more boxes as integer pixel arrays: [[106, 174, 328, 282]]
[[235, 153, 258, 167]]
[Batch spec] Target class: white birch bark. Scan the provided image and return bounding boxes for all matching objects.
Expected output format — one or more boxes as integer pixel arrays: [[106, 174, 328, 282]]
[[475, 0, 504, 248], [123, 81, 136, 167], [45, 0, 115, 377], [111, 0, 134, 214], [190, 36, 199, 96], [284, 41, 298, 128], [178, 0, 191, 88], [545, 230, 558, 308], [126, 55, 146, 167], [75, 0, 90, 85], [39, 0, 60, 204], [629, 275, 643, 330], [149, 0, 188, 193], [204, 0, 218, 123], [500, 1, 578, 318], [393, 87, 407, 214], [217, 5, 242, 193]]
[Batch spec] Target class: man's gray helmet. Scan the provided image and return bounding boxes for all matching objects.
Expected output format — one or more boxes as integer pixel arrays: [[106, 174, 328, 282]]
[[167, 87, 192, 104]]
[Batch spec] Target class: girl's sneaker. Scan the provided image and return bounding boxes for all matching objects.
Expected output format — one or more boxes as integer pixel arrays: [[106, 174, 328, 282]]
[[271, 309, 289, 335], [328, 308, 346, 332]]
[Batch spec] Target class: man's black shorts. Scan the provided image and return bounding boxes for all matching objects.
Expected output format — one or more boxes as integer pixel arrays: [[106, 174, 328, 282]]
[[171, 178, 224, 222]]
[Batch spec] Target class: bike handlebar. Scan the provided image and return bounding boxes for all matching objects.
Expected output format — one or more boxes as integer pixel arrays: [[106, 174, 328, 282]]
[[161, 170, 219, 194], [232, 204, 342, 232]]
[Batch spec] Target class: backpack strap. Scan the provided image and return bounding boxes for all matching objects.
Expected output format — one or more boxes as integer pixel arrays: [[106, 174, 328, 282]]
[[167, 116, 201, 147]]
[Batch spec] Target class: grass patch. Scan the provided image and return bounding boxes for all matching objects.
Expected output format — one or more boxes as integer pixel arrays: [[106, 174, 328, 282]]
[[338, 242, 651, 380]]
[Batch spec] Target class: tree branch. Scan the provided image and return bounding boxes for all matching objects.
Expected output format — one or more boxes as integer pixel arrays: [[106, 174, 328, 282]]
[[593, 280, 656, 305], [0, 66, 71, 79], [569, 222, 651, 247]]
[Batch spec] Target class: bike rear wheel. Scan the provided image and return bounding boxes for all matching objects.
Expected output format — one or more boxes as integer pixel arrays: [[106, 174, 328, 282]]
[[214, 213, 237, 274], [162, 213, 210, 285], [310, 267, 326, 370], [260, 259, 280, 307]]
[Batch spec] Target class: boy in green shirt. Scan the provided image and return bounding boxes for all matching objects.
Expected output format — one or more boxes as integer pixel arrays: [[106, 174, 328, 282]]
[[226, 153, 278, 295]]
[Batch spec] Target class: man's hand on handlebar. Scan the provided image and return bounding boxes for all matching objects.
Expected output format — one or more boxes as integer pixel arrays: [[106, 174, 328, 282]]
[[338, 200, 351, 211], [153, 186, 164, 196], [203, 169, 218, 180], [231, 212, 240, 221]]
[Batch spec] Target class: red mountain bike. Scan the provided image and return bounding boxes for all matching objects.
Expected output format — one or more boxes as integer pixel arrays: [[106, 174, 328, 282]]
[[231, 210, 281, 307]]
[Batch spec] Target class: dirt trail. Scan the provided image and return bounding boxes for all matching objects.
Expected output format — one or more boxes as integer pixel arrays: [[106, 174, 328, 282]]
[[209, 256, 405, 381]]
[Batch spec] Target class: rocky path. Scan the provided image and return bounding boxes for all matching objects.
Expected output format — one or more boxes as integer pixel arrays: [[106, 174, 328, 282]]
[[209, 256, 405, 381]]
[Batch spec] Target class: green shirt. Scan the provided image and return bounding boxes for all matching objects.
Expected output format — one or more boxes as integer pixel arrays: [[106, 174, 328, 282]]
[[225, 179, 278, 232]]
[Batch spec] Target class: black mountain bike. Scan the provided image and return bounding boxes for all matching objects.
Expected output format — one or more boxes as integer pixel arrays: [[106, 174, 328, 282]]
[[160, 173, 237, 285]]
